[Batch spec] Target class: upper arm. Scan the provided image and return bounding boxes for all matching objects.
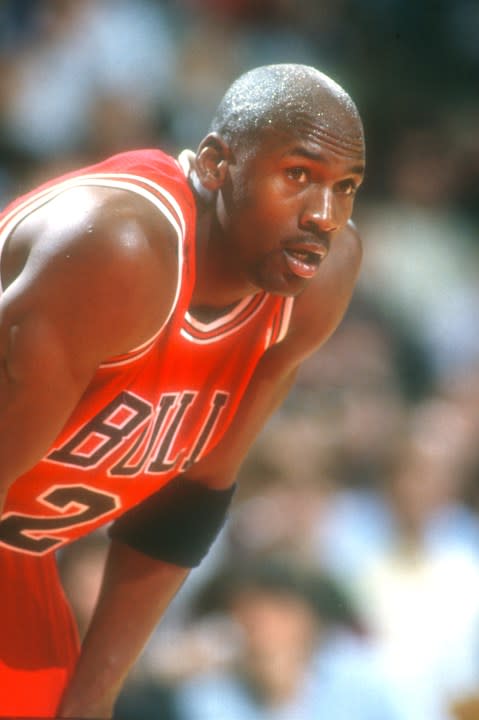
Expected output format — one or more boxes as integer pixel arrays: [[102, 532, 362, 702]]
[[183, 360, 299, 489], [0, 186, 179, 486]]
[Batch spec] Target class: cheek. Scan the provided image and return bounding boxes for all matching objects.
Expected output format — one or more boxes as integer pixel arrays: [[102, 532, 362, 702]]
[[231, 200, 280, 240], [249, 190, 296, 233], [224, 173, 297, 242]]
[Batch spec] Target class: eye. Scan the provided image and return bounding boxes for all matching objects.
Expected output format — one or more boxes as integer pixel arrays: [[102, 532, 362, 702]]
[[335, 179, 358, 196], [285, 167, 309, 183]]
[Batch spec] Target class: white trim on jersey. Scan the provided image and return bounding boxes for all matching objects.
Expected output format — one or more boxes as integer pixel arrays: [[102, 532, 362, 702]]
[[276, 296, 294, 344], [184, 294, 256, 332], [181, 294, 271, 345], [0, 172, 186, 244]]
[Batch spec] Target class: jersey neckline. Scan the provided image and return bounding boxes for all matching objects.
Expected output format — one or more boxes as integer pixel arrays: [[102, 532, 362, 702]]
[[184, 292, 267, 333]]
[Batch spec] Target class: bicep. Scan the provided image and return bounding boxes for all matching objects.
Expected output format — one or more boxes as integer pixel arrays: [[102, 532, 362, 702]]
[[0, 294, 96, 485]]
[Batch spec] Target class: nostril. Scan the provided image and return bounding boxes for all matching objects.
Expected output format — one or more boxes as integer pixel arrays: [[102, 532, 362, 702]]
[[300, 215, 336, 235], [301, 219, 318, 234]]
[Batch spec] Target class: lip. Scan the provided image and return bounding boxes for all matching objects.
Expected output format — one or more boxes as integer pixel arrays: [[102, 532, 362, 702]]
[[282, 240, 328, 279]]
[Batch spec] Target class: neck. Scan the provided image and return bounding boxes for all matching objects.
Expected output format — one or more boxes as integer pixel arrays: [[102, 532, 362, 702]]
[[192, 209, 259, 309], [185, 159, 261, 308]]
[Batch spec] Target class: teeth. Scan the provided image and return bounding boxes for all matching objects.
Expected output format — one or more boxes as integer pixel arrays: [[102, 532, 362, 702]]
[[283, 249, 320, 278], [290, 249, 318, 264]]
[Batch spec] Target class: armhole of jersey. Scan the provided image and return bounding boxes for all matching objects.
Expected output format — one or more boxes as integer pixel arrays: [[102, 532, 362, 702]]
[[0, 172, 187, 364], [277, 296, 294, 343]]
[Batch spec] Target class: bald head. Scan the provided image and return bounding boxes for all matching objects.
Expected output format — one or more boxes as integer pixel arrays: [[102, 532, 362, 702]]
[[209, 64, 364, 152]]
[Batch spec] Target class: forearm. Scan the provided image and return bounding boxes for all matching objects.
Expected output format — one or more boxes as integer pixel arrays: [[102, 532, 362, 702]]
[[58, 539, 190, 718]]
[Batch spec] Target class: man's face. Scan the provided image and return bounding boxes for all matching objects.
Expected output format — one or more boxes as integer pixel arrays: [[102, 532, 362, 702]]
[[216, 118, 365, 296]]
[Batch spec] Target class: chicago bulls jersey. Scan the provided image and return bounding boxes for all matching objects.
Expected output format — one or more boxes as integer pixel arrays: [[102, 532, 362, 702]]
[[0, 149, 293, 556]]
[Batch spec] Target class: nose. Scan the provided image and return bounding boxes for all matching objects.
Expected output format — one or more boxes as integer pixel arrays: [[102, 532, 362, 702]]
[[299, 185, 339, 234]]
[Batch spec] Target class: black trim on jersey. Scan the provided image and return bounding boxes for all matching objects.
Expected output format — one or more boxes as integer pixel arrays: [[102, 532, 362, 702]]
[[109, 476, 236, 567]]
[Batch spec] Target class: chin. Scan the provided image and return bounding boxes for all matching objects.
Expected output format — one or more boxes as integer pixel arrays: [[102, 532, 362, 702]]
[[259, 274, 307, 297]]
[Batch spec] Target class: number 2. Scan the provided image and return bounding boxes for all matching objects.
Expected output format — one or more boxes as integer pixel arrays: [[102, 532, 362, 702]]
[[0, 485, 120, 555]]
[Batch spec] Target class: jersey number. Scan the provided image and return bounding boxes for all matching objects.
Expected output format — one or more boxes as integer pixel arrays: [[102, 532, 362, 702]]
[[0, 485, 119, 555]]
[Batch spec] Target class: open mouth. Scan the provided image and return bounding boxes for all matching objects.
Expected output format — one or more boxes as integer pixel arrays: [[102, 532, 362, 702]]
[[283, 245, 326, 279]]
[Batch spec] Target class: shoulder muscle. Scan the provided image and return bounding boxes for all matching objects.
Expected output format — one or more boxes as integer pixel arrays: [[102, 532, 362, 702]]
[[0, 186, 180, 374]]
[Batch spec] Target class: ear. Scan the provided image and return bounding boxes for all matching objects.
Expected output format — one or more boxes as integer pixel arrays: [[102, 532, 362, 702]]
[[194, 133, 234, 192]]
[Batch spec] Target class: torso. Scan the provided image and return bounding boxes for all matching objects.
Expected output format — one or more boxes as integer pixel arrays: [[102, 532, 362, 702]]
[[0, 149, 293, 555]]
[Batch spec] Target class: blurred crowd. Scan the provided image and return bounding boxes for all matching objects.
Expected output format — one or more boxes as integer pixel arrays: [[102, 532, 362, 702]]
[[2, 1, 479, 719]]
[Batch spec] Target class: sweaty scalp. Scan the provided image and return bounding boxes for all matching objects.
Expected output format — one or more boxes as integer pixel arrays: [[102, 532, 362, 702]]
[[209, 63, 364, 151]]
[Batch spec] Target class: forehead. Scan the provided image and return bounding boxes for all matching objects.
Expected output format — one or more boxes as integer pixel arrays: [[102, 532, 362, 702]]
[[293, 108, 364, 156], [251, 114, 365, 172]]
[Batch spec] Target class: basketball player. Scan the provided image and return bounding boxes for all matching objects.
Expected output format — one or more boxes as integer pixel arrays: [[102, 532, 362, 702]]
[[0, 64, 365, 717]]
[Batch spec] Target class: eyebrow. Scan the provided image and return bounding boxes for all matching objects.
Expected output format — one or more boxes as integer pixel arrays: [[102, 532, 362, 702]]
[[286, 146, 365, 176]]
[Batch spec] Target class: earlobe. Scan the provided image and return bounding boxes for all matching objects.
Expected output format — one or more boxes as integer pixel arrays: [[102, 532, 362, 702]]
[[189, 169, 215, 205]]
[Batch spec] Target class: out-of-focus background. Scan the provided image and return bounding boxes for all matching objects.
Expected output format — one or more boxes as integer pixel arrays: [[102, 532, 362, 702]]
[[2, 1, 479, 719]]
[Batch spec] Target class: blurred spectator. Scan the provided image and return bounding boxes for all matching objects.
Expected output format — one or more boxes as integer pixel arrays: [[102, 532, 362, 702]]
[[165, 13, 241, 149], [287, 293, 427, 489], [1, 0, 176, 184], [174, 557, 406, 720], [357, 122, 479, 381], [313, 396, 479, 720]]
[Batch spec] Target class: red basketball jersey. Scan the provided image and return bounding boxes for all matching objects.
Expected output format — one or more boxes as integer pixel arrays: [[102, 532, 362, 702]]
[[0, 149, 293, 556]]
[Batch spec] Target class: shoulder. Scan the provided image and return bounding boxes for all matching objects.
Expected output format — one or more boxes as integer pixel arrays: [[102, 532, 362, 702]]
[[3, 182, 180, 293], [1, 184, 182, 365], [278, 221, 362, 367], [0, 148, 194, 268], [86, 148, 197, 230]]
